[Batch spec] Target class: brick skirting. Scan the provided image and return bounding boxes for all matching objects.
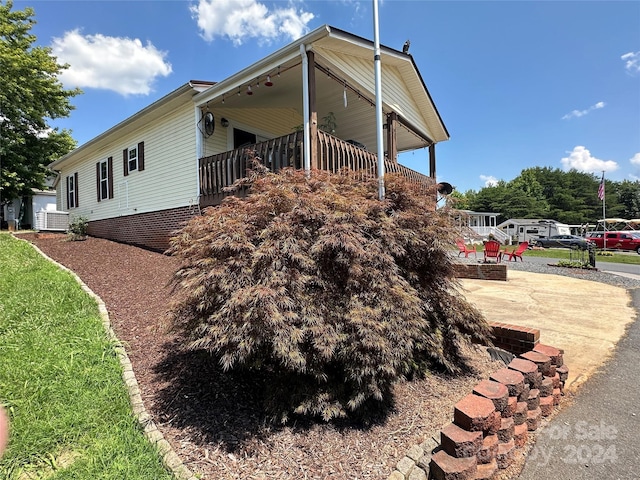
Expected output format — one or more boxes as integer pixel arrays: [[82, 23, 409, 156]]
[[453, 263, 507, 281], [87, 206, 198, 252]]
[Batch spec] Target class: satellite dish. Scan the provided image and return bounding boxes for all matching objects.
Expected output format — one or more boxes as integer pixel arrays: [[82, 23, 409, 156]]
[[437, 182, 454, 195], [204, 112, 215, 136]]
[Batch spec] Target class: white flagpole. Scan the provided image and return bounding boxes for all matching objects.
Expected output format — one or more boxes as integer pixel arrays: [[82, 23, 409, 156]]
[[373, 0, 385, 200], [600, 170, 607, 251]]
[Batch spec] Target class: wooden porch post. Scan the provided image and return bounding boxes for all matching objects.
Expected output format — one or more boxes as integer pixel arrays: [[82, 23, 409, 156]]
[[429, 143, 436, 178], [307, 51, 318, 170], [386, 112, 398, 163]]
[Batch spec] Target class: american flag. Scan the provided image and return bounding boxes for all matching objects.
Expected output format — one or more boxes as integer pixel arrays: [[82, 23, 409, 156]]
[[598, 175, 605, 201]]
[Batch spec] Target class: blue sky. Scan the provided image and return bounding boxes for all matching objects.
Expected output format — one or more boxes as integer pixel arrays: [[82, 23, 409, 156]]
[[20, 0, 640, 193]]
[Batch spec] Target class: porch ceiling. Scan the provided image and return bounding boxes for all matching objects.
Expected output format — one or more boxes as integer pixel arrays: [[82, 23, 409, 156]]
[[193, 25, 449, 159], [198, 58, 438, 156]]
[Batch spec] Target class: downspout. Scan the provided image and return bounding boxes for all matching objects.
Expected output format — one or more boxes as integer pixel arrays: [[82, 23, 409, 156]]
[[194, 105, 202, 200], [373, 0, 385, 200], [300, 44, 311, 174]]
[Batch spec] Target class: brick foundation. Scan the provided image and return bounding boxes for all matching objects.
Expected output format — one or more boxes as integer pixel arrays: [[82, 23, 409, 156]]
[[87, 206, 198, 252]]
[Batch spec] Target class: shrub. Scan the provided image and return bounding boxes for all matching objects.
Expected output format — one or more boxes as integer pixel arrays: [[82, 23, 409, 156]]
[[67, 215, 88, 241], [168, 163, 492, 421], [557, 260, 595, 269]]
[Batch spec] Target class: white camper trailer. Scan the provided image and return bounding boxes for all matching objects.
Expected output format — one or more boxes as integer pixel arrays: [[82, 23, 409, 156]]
[[497, 219, 571, 244]]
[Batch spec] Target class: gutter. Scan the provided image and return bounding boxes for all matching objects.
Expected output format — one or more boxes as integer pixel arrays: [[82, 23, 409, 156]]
[[193, 25, 333, 106], [49, 81, 213, 170]]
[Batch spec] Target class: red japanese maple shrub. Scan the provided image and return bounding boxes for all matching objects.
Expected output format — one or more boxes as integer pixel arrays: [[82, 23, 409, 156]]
[[168, 164, 491, 421]]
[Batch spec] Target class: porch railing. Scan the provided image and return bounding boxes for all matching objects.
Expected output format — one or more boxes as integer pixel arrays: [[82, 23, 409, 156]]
[[199, 130, 433, 208]]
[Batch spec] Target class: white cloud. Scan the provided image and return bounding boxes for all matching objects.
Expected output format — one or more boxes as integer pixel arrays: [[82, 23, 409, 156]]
[[561, 101, 605, 120], [51, 30, 172, 96], [630, 152, 640, 166], [560, 146, 618, 173], [621, 51, 640, 74], [480, 175, 498, 187], [190, 0, 314, 45]]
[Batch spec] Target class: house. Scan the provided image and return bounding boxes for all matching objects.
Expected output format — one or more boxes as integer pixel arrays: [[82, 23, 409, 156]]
[[49, 25, 450, 251], [2, 175, 60, 231], [454, 210, 509, 244]]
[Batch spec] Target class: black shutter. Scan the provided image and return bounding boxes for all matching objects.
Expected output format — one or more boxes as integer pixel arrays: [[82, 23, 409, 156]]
[[137, 141, 145, 171], [66, 176, 70, 209], [123, 148, 129, 176], [74, 172, 79, 207], [108, 156, 114, 199], [96, 162, 101, 202]]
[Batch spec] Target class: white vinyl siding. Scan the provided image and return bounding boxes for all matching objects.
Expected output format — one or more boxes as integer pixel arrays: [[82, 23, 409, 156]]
[[56, 101, 197, 222], [316, 47, 444, 144], [201, 108, 299, 156]]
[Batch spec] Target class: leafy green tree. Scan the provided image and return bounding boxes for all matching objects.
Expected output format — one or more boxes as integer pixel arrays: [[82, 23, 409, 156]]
[[168, 165, 492, 422], [467, 181, 509, 216], [0, 1, 79, 206], [616, 180, 640, 219], [466, 166, 635, 225]]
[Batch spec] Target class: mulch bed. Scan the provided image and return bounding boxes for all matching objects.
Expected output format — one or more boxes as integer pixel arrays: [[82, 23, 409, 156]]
[[17, 232, 503, 479]]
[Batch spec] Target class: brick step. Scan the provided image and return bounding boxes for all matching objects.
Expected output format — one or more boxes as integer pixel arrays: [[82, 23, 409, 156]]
[[539, 395, 554, 416], [539, 377, 554, 397], [497, 439, 515, 469], [430, 450, 477, 480], [441, 423, 483, 458], [477, 434, 498, 465], [474, 458, 498, 479], [520, 350, 553, 376], [512, 401, 528, 426], [527, 388, 540, 410], [472, 380, 509, 413], [513, 422, 528, 447], [526, 407, 542, 431], [454, 394, 496, 433], [497, 416, 514, 443], [533, 343, 564, 366], [508, 357, 539, 387], [490, 368, 525, 397]]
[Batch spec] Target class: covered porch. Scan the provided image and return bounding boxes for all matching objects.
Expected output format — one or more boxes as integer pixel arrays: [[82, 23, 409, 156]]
[[199, 130, 434, 208], [193, 25, 449, 209]]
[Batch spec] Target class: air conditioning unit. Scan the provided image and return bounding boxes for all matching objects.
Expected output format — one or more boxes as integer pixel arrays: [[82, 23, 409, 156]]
[[35, 210, 70, 232]]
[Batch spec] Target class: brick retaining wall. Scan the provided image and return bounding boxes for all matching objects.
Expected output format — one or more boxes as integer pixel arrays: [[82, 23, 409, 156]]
[[490, 322, 540, 354], [453, 263, 507, 281], [388, 342, 568, 480]]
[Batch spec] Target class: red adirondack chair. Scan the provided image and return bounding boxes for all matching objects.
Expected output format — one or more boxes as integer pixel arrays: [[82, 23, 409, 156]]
[[456, 239, 477, 258], [504, 241, 529, 262], [483, 240, 502, 263]]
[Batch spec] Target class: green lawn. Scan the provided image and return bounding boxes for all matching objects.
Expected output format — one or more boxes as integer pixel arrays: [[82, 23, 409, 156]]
[[0, 234, 173, 479]]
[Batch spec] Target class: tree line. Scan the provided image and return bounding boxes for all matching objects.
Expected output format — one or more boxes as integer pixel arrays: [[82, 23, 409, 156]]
[[450, 167, 640, 225]]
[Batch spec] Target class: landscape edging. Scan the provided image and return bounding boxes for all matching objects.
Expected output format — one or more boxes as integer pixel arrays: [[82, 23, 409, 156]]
[[19, 236, 197, 480]]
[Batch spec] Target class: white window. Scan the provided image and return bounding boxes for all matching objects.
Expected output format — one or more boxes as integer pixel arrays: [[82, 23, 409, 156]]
[[128, 145, 138, 172], [67, 173, 77, 209], [95, 158, 112, 201], [123, 142, 144, 176]]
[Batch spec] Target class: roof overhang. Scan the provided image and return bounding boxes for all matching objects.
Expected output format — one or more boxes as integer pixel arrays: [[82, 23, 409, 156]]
[[49, 81, 213, 170], [193, 25, 449, 147]]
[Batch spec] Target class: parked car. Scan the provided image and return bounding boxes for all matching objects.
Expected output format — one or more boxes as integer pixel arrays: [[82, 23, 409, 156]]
[[586, 231, 640, 254], [534, 235, 593, 250]]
